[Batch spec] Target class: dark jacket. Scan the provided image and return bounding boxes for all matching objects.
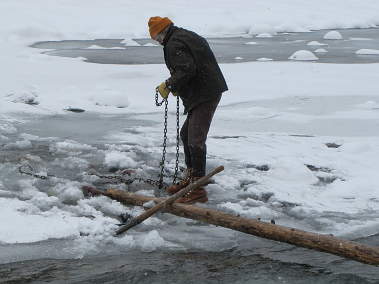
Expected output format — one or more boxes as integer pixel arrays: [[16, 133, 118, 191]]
[[163, 25, 228, 113]]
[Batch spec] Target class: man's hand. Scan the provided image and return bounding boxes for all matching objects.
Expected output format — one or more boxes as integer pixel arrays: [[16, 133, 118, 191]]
[[157, 82, 170, 99]]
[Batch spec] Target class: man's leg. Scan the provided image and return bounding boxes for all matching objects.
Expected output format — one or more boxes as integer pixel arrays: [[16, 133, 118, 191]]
[[180, 115, 192, 170], [167, 95, 221, 198], [187, 95, 221, 178], [165, 114, 192, 195]]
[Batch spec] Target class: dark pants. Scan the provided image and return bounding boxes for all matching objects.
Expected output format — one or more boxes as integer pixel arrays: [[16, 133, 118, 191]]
[[180, 95, 221, 177]]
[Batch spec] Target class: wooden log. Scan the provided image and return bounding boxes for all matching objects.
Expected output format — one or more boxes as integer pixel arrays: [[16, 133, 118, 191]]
[[115, 166, 224, 235], [81, 188, 379, 266]]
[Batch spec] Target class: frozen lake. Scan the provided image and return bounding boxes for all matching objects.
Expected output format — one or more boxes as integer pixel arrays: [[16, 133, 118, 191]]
[[1, 28, 379, 283]]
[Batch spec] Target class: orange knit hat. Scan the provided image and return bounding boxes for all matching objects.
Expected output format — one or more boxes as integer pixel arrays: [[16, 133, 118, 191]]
[[148, 17, 173, 39]]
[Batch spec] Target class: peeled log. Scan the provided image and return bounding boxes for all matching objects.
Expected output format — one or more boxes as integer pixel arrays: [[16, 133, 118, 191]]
[[84, 187, 379, 266]]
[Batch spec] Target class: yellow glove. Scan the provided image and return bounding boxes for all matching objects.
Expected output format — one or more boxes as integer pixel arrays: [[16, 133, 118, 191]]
[[157, 82, 170, 99]]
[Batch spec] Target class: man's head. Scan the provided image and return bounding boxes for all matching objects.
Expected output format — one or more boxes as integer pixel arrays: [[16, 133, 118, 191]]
[[148, 16, 173, 45]]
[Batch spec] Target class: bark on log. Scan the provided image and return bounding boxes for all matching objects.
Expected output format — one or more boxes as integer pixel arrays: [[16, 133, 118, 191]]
[[82, 187, 379, 266], [115, 166, 224, 235]]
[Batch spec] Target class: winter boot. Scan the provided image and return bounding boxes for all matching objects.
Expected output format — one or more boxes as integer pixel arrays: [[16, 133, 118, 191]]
[[165, 168, 193, 195], [175, 187, 208, 204], [175, 176, 208, 204]]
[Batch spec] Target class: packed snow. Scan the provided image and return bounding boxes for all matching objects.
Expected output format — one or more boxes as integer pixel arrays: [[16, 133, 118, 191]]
[[1, 0, 379, 257], [289, 50, 319, 61]]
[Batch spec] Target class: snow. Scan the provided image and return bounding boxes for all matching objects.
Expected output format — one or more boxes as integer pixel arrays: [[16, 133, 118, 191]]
[[256, 33, 273, 38], [234, 57, 243, 60], [87, 45, 125, 50], [3, 140, 32, 150], [307, 41, 327, 46], [0, 198, 85, 243], [121, 39, 141, 46], [356, 49, 379, 55], [1, 0, 379, 256], [138, 230, 166, 252], [289, 50, 319, 61], [51, 140, 95, 153], [144, 43, 159, 47], [104, 151, 138, 169], [323, 30, 343, 40], [5, 91, 39, 105], [256, 58, 273, 61], [245, 41, 258, 45], [314, 48, 328, 53], [349, 37, 373, 41]]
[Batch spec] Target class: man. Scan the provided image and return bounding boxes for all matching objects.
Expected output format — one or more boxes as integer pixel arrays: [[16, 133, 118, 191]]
[[149, 17, 228, 204]]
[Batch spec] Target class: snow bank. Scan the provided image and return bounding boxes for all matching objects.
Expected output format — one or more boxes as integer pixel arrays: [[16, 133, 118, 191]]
[[289, 50, 319, 61]]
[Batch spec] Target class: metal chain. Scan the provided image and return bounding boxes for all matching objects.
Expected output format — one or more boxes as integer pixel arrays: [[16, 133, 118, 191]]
[[18, 164, 56, 180], [86, 170, 166, 187], [18, 163, 169, 188], [155, 87, 166, 106], [155, 88, 181, 188], [173, 96, 180, 184], [156, 88, 168, 189]]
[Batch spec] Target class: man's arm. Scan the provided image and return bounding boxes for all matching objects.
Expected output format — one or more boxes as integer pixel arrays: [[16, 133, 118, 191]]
[[166, 41, 196, 92]]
